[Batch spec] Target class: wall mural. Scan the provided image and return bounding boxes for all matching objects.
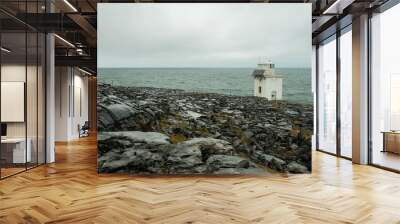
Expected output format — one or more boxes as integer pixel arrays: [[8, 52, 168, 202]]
[[97, 3, 313, 175]]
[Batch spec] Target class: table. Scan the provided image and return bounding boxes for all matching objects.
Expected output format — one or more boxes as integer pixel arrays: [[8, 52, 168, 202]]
[[382, 131, 400, 154], [1, 138, 31, 163]]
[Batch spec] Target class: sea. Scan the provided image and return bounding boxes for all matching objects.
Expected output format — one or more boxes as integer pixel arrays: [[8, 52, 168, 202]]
[[98, 68, 313, 104]]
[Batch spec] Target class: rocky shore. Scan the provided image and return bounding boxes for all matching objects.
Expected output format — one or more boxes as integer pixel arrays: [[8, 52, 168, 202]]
[[97, 83, 313, 174]]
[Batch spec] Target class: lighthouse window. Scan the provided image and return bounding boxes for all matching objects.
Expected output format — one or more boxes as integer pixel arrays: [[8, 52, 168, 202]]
[[259, 86, 262, 94], [271, 90, 277, 100]]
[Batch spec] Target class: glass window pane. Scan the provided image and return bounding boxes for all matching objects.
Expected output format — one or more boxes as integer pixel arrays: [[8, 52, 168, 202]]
[[38, 33, 46, 165], [312, 46, 317, 150], [340, 29, 352, 158], [25, 0, 39, 169], [371, 4, 400, 171], [0, 1, 46, 179], [1, 32, 27, 177], [318, 37, 337, 154], [27, 31, 38, 169]]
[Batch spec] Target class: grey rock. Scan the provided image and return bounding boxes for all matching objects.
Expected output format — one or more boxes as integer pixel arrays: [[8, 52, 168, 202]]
[[101, 158, 131, 172], [99, 131, 170, 145], [98, 107, 115, 128], [107, 103, 136, 121], [97, 83, 313, 174], [179, 138, 234, 155], [124, 148, 164, 166], [206, 155, 250, 171], [186, 111, 204, 119], [213, 167, 266, 175], [286, 109, 299, 116], [251, 151, 286, 171], [287, 162, 309, 173], [167, 145, 203, 172], [290, 144, 299, 150], [98, 147, 167, 173], [243, 131, 254, 138], [277, 121, 287, 126]]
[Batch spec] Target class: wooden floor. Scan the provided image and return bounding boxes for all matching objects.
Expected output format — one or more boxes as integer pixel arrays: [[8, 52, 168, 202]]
[[0, 167, 26, 178], [1, 136, 400, 224], [372, 150, 400, 171]]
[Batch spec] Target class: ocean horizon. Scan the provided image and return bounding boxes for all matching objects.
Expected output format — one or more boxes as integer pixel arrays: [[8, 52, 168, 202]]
[[98, 67, 312, 104]]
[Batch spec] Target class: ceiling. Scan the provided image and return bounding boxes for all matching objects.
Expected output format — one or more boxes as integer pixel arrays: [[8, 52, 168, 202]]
[[0, 0, 391, 74]]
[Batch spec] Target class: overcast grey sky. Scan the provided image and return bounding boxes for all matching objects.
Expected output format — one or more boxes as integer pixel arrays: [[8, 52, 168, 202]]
[[98, 4, 311, 68]]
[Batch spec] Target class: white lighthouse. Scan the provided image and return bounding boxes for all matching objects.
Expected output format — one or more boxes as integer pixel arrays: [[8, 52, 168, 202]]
[[252, 61, 283, 101]]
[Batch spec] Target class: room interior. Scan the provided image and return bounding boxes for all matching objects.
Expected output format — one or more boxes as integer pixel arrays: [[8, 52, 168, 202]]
[[0, 0, 400, 222], [0, 1, 96, 179], [54, 66, 91, 142], [0, 30, 46, 178]]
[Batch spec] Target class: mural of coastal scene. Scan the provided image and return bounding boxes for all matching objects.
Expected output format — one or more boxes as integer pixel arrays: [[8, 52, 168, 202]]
[[97, 4, 312, 174]]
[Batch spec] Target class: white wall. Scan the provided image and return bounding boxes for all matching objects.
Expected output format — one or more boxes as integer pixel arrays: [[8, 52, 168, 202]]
[[55, 66, 70, 141], [254, 78, 263, 97], [1, 65, 40, 137], [71, 73, 89, 138], [55, 67, 89, 141], [1, 63, 46, 164], [254, 77, 283, 100], [1, 65, 26, 141], [263, 78, 282, 100], [1, 82, 25, 122]]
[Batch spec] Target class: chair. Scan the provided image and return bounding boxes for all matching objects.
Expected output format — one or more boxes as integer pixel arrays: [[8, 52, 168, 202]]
[[79, 121, 90, 138]]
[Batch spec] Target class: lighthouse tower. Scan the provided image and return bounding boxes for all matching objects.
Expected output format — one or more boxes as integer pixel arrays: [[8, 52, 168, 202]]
[[252, 61, 283, 100]]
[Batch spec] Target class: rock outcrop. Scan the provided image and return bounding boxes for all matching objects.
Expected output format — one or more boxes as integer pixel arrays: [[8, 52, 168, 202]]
[[98, 84, 312, 174]]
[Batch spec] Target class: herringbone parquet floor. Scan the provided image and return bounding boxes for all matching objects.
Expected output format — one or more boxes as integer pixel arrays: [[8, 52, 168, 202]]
[[1, 135, 400, 224]]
